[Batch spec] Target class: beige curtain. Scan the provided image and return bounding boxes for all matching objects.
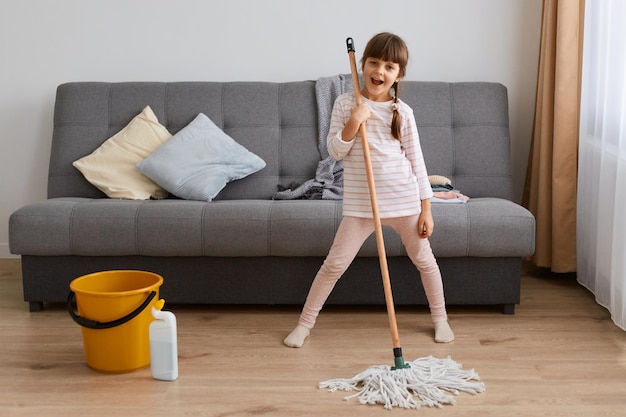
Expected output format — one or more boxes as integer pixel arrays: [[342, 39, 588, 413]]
[[523, 0, 584, 273]]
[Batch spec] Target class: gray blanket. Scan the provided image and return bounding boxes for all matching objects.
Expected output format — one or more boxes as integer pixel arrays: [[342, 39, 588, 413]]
[[274, 74, 359, 200]]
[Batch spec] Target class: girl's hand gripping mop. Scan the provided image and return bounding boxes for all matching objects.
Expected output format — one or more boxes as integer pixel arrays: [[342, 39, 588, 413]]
[[318, 38, 485, 410]]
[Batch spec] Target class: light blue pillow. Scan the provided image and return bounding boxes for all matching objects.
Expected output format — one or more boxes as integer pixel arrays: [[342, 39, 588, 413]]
[[137, 113, 266, 201]]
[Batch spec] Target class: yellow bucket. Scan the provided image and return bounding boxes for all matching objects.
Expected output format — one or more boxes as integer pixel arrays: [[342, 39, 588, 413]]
[[68, 270, 163, 373]]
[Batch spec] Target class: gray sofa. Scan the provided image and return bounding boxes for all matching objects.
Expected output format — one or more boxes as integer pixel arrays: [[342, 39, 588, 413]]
[[9, 80, 535, 313]]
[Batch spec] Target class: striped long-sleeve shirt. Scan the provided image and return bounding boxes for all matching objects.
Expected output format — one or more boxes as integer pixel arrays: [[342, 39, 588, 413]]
[[327, 93, 433, 218]]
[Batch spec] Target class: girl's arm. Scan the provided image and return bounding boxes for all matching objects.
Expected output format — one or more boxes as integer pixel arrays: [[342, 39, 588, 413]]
[[400, 105, 433, 201], [327, 94, 366, 160]]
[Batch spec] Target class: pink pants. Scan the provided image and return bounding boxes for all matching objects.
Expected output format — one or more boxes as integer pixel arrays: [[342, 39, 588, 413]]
[[298, 215, 448, 329]]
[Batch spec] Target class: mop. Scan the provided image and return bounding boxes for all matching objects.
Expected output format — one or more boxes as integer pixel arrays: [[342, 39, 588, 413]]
[[318, 38, 485, 410]]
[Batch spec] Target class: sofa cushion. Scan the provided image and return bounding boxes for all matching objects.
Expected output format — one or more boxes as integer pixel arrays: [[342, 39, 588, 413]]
[[72, 105, 172, 199], [137, 113, 266, 201], [428, 198, 535, 257], [9, 197, 535, 258]]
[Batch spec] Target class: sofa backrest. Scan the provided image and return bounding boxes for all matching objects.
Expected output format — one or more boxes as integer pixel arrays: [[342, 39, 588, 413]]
[[49, 81, 319, 200], [48, 80, 511, 201], [402, 82, 512, 200]]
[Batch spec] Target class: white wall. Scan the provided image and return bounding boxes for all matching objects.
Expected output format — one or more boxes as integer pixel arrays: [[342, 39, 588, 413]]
[[0, 0, 542, 258]]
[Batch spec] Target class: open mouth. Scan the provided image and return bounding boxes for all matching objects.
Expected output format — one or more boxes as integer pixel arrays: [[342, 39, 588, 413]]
[[371, 78, 384, 86]]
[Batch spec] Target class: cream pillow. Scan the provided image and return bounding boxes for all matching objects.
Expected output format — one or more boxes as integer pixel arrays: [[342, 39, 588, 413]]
[[73, 105, 172, 199]]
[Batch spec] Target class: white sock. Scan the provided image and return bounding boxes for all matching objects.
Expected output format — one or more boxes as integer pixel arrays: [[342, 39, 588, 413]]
[[283, 324, 310, 348], [434, 321, 455, 343]]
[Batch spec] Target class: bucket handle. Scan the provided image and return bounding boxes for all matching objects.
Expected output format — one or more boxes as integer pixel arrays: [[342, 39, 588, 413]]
[[67, 290, 157, 330]]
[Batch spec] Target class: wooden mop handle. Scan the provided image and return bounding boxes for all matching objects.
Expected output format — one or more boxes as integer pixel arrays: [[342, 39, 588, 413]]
[[346, 38, 402, 351]]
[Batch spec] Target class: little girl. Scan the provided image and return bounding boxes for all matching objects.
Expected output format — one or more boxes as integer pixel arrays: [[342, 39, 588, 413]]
[[284, 32, 454, 348]]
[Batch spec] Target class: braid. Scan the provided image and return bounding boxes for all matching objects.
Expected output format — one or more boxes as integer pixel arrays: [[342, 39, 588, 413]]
[[390, 82, 402, 141]]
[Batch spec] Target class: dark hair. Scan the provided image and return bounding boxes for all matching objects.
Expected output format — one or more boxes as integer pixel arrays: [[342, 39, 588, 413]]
[[360, 32, 409, 141]]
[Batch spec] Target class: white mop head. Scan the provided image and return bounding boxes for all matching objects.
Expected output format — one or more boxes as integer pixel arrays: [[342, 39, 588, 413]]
[[319, 356, 485, 410]]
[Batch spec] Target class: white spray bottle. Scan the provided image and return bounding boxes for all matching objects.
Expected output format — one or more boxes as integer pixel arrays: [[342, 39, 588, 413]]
[[149, 299, 178, 381]]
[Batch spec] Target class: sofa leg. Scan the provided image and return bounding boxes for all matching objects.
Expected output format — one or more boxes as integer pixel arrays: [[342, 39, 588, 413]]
[[501, 304, 515, 315], [29, 301, 44, 312]]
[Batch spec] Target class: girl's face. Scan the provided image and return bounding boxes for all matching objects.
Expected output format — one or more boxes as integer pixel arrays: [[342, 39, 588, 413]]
[[361, 57, 401, 102]]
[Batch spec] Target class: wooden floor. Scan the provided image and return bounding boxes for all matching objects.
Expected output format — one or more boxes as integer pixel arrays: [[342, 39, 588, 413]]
[[1, 259, 626, 417]]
